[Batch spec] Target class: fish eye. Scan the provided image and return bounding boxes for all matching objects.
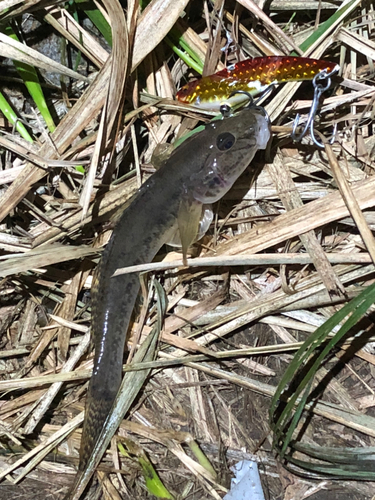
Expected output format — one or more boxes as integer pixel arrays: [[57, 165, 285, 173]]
[[216, 132, 236, 151]]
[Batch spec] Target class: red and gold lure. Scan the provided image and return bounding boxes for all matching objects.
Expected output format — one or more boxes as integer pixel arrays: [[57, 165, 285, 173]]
[[176, 56, 339, 110]]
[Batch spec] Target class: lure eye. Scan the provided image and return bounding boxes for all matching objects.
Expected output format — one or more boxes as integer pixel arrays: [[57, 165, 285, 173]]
[[216, 132, 236, 151]]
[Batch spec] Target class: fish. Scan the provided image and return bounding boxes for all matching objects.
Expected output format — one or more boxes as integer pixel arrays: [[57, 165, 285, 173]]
[[67, 104, 271, 499], [176, 56, 339, 110]]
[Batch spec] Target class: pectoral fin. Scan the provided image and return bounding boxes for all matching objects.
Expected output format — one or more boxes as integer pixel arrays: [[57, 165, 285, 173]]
[[178, 197, 203, 265]]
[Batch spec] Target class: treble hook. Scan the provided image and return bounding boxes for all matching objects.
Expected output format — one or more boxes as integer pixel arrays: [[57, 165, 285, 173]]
[[291, 67, 339, 148]]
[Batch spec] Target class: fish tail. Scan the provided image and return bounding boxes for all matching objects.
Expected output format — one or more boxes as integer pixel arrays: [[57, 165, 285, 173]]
[[63, 382, 120, 499], [78, 383, 119, 471]]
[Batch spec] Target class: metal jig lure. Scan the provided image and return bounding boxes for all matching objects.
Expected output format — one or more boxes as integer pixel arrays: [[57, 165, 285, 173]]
[[176, 56, 339, 110], [177, 56, 340, 148]]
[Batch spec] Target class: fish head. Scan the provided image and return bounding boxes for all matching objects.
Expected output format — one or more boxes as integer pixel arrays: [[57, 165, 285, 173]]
[[188, 106, 271, 204]]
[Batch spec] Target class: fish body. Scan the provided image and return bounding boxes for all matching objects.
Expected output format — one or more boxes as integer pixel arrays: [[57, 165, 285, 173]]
[[74, 106, 270, 497], [176, 56, 339, 109]]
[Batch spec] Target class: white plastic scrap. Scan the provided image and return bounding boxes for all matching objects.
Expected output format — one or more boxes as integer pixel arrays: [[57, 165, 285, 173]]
[[223, 460, 265, 500]]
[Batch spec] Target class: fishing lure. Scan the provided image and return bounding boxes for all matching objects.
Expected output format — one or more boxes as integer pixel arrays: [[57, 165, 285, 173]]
[[176, 56, 339, 110]]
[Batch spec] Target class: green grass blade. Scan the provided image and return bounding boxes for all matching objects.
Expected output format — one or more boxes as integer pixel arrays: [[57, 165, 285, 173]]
[[187, 440, 216, 478], [140, 0, 204, 73], [168, 26, 204, 74], [270, 281, 375, 423], [287, 440, 375, 478], [270, 281, 375, 467], [280, 379, 313, 456], [5, 26, 56, 132], [165, 36, 204, 74], [118, 441, 174, 499], [13, 61, 56, 133], [67, 1, 83, 71], [294, 442, 375, 462], [139, 454, 175, 499], [74, 0, 112, 46], [287, 456, 375, 479], [84, 8, 112, 47], [293, 0, 362, 54], [0, 91, 33, 142]]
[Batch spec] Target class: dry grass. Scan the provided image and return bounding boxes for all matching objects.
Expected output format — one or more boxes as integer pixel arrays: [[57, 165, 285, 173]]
[[0, 1, 375, 499]]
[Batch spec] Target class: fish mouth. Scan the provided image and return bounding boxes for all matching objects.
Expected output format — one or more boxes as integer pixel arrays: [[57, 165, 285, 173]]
[[251, 105, 270, 127]]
